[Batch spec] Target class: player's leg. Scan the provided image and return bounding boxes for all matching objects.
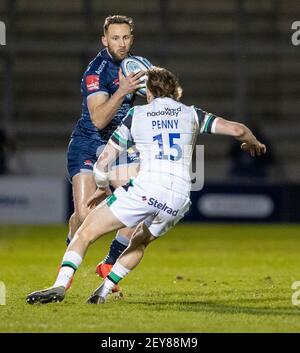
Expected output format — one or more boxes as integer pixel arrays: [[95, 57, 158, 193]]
[[67, 213, 80, 245], [95, 226, 134, 292], [66, 137, 99, 244], [26, 203, 125, 305], [67, 144, 136, 292], [87, 189, 192, 304], [87, 222, 157, 304], [95, 163, 139, 284], [63, 172, 101, 289], [69, 172, 98, 238], [113, 223, 157, 270]]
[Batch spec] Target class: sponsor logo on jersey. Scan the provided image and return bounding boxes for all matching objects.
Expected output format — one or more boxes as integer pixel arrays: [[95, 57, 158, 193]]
[[95, 60, 107, 74], [148, 197, 179, 216], [86, 75, 99, 92], [142, 196, 147, 201], [147, 107, 182, 118], [84, 159, 93, 167]]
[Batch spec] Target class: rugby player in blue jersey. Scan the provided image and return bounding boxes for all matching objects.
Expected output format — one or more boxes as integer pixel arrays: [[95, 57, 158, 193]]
[[66, 15, 148, 291]]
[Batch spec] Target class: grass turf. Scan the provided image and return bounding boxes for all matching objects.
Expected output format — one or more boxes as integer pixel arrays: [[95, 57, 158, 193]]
[[0, 223, 300, 332]]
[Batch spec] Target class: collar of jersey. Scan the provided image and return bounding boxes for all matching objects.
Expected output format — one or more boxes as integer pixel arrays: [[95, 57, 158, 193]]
[[154, 97, 176, 104]]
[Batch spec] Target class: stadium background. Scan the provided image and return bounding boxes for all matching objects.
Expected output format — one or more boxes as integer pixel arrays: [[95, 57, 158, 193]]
[[1, 0, 300, 223], [1, 0, 300, 333]]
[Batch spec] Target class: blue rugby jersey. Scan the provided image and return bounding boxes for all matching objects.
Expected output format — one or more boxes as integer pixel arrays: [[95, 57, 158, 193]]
[[71, 48, 136, 144]]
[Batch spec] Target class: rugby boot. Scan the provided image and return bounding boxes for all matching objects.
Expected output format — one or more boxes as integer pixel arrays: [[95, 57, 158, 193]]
[[26, 286, 65, 304], [86, 283, 107, 304], [95, 262, 120, 293]]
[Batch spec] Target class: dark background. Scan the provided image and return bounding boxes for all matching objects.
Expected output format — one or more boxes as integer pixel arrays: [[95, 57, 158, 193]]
[[0, 0, 300, 222]]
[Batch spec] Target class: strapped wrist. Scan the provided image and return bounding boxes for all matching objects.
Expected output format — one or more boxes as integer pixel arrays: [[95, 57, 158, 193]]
[[93, 163, 109, 188]]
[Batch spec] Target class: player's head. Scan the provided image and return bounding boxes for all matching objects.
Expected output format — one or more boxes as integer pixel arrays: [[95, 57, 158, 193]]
[[102, 15, 134, 61], [146, 67, 183, 103]]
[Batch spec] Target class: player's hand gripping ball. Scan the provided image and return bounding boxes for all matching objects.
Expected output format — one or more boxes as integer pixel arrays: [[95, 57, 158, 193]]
[[121, 56, 153, 97]]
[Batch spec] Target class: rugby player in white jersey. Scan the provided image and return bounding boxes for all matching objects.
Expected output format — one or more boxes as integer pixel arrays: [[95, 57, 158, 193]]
[[26, 67, 266, 304]]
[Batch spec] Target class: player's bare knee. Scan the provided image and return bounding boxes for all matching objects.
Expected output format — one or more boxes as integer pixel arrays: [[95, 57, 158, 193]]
[[130, 223, 151, 248], [141, 223, 156, 248]]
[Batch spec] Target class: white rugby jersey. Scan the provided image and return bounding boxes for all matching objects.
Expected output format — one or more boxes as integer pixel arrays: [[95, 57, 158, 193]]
[[109, 97, 217, 192]]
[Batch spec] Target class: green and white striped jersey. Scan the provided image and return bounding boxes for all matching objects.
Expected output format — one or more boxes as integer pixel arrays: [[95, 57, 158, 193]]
[[109, 97, 217, 191]]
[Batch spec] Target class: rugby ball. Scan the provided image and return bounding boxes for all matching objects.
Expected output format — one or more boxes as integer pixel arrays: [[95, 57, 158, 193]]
[[120, 56, 153, 97]]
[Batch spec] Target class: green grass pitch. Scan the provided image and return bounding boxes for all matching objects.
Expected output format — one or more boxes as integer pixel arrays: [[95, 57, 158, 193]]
[[0, 223, 300, 332]]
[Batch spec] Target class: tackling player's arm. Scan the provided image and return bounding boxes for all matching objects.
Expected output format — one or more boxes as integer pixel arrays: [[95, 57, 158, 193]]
[[88, 69, 144, 130], [86, 141, 123, 209], [214, 117, 267, 157], [87, 109, 134, 207], [195, 108, 266, 157]]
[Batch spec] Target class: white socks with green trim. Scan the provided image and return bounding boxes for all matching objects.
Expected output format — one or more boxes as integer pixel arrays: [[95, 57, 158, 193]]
[[53, 251, 82, 288], [101, 261, 131, 297]]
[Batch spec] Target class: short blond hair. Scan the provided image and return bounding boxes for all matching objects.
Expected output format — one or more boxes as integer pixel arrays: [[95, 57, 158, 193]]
[[103, 15, 134, 34]]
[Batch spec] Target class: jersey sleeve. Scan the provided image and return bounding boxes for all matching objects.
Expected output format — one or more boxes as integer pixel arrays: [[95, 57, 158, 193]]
[[194, 107, 218, 134], [109, 107, 135, 151], [84, 61, 109, 98]]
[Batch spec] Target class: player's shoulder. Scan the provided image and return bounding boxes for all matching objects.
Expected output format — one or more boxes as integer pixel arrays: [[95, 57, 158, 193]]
[[189, 105, 206, 117], [122, 104, 146, 128], [125, 105, 142, 121], [121, 106, 136, 130], [85, 49, 109, 76], [131, 102, 153, 117]]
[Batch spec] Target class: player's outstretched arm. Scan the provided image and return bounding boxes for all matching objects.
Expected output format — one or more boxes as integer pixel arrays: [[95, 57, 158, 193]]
[[214, 117, 267, 157]]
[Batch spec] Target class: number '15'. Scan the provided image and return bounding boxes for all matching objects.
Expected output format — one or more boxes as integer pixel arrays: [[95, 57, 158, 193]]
[[153, 133, 182, 161]]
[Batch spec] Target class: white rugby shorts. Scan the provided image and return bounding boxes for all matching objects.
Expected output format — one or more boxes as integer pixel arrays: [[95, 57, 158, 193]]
[[106, 178, 191, 237]]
